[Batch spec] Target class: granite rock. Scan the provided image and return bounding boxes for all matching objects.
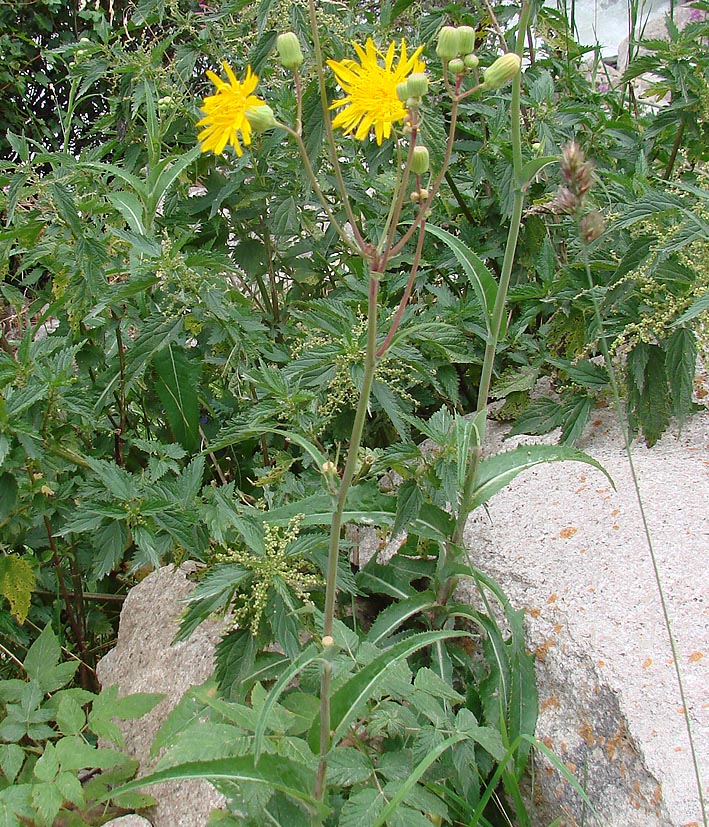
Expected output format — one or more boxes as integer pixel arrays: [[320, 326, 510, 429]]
[[459, 409, 708, 825], [97, 564, 228, 827]]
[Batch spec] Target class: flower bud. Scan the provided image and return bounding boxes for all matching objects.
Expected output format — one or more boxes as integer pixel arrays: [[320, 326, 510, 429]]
[[483, 52, 522, 89], [448, 58, 466, 76], [457, 25, 476, 54], [407, 72, 429, 97], [396, 80, 410, 102], [276, 32, 304, 69], [406, 96, 421, 110], [463, 52, 479, 69], [411, 145, 430, 175], [436, 26, 460, 61], [418, 187, 430, 200], [245, 103, 276, 133]]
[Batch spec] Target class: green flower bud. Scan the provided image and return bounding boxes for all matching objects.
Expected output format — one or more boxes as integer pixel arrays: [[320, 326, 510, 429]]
[[245, 103, 276, 133], [276, 32, 304, 69], [464, 52, 479, 69], [457, 25, 476, 54], [407, 72, 429, 97], [396, 80, 410, 102], [448, 58, 466, 76], [411, 145, 430, 175], [483, 52, 522, 89], [436, 26, 461, 61], [406, 96, 421, 110]]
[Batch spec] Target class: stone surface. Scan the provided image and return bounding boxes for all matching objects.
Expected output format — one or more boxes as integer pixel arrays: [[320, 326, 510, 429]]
[[617, 4, 706, 72], [96, 564, 228, 827], [104, 817, 153, 827], [460, 408, 709, 826]]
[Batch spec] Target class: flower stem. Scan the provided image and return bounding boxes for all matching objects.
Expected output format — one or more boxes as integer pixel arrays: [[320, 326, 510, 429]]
[[306, 0, 366, 250], [315, 269, 380, 803], [452, 1, 532, 548], [277, 122, 360, 255], [377, 217, 426, 357]]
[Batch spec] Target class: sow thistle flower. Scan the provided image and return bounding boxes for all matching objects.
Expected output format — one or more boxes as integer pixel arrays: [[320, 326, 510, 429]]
[[196, 62, 273, 156], [327, 38, 425, 145]]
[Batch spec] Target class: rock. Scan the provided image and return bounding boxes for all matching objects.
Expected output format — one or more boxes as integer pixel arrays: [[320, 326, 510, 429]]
[[460, 408, 709, 826], [103, 817, 153, 827], [617, 4, 706, 72], [97, 564, 229, 827]]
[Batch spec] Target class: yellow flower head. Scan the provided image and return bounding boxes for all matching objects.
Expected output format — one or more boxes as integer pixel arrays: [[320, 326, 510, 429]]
[[196, 62, 267, 156], [327, 39, 425, 145]]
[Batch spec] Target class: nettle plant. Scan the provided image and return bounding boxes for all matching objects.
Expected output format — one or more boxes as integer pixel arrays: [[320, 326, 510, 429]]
[[103, 4, 611, 825]]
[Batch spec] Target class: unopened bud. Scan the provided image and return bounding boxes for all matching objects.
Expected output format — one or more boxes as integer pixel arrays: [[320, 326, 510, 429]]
[[322, 635, 334, 647], [418, 187, 430, 200], [448, 58, 466, 76], [407, 72, 428, 97], [245, 103, 276, 133], [411, 145, 430, 175], [396, 80, 410, 102], [276, 32, 304, 69], [457, 25, 476, 53], [436, 26, 461, 61], [483, 52, 522, 89], [463, 53, 479, 69]]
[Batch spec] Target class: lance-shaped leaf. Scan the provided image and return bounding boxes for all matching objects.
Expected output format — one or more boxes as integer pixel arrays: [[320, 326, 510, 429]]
[[307, 630, 469, 754], [254, 643, 321, 763], [264, 482, 453, 541], [98, 755, 323, 815], [424, 224, 499, 336], [471, 444, 613, 510]]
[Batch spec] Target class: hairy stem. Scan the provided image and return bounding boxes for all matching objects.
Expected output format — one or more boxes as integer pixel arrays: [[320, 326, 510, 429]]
[[315, 270, 380, 803]]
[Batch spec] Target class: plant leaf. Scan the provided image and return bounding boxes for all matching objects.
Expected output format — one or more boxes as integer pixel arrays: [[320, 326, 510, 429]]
[[367, 591, 437, 645], [472, 444, 614, 509], [424, 224, 498, 335], [153, 346, 201, 453], [100, 755, 322, 814], [307, 630, 470, 754], [665, 327, 697, 426]]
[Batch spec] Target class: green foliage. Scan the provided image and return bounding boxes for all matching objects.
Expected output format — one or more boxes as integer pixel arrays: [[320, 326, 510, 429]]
[[1, 0, 707, 823], [0, 625, 162, 826]]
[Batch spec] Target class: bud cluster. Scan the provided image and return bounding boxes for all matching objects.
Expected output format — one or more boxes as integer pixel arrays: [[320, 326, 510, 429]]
[[436, 25, 479, 77], [397, 71, 429, 112]]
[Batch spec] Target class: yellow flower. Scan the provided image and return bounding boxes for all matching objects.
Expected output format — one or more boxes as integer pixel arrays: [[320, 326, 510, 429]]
[[327, 38, 425, 145], [196, 62, 267, 156]]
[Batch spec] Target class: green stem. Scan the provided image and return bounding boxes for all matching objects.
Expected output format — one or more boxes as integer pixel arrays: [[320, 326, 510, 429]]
[[306, 0, 365, 250], [277, 122, 360, 255], [451, 1, 532, 550], [315, 269, 380, 803]]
